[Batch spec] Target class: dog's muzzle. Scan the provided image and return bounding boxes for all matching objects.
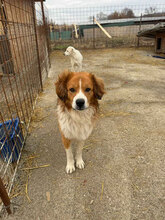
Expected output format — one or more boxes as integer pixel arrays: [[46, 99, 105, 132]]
[[75, 98, 85, 110]]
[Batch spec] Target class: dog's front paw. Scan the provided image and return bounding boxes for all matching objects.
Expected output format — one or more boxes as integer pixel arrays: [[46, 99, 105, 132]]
[[76, 159, 85, 169], [66, 163, 75, 174]]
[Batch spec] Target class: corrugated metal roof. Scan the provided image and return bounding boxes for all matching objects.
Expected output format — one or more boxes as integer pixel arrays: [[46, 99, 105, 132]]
[[137, 22, 165, 37], [78, 16, 165, 25]]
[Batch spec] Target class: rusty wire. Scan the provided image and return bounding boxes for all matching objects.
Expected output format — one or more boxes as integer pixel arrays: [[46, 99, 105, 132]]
[[0, 0, 50, 214]]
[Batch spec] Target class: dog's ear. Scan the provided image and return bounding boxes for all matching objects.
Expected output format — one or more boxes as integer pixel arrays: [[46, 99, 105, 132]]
[[55, 71, 71, 101], [92, 74, 105, 100]]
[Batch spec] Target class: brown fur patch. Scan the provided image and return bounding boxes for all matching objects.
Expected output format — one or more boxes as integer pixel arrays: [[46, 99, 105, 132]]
[[61, 130, 71, 149], [91, 74, 106, 100], [55, 70, 73, 102]]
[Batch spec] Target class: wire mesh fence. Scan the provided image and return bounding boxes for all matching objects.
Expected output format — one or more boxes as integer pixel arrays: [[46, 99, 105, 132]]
[[48, 4, 165, 49], [35, 1, 50, 82], [0, 0, 50, 214]]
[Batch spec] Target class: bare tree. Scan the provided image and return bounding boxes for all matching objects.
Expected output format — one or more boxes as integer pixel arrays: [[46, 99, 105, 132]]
[[107, 11, 120, 19], [108, 8, 135, 20], [121, 8, 135, 18], [96, 12, 108, 21], [144, 7, 165, 17], [145, 7, 157, 15], [89, 16, 93, 21]]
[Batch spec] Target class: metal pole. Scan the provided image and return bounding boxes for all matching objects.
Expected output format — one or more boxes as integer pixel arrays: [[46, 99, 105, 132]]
[[93, 16, 95, 49], [41, 0, 51, 68], [0, 177, 12, 214], [137, 13, 142, 47], [32, 0, 43, 91]]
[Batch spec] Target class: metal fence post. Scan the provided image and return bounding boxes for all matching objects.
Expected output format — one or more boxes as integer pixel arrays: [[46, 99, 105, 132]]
[[32, 0, 43, 91], [137, 13, 142, 47], [93, 16, 95, 49], [41, 0, 51, 68], [0, 177, 12, 215]]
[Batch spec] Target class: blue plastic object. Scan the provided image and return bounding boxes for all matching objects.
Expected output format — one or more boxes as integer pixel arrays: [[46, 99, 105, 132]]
[[0, 118, 24, 162], [152, 55, 165, 59]]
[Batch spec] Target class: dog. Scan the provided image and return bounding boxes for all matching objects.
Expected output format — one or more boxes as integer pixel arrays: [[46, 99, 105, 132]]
[[64, 46, 83, 72], [55, 71, 105, 173]]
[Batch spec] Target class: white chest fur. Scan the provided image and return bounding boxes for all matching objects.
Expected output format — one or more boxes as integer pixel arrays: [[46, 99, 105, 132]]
[[57, 105, 96, 141]]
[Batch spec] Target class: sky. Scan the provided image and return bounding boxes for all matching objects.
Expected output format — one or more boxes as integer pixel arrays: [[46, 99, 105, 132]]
[[45, 0, 165, 9], [45, 0, 165, 24]]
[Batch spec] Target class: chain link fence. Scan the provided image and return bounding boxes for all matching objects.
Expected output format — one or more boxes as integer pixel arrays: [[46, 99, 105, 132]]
[[0, 0, 50, 215], [48, 4, 165, 49]]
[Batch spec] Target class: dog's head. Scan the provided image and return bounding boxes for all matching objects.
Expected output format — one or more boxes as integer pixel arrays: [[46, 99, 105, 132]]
[[55, 71, 105, 111], [64, 46, 74, 56]]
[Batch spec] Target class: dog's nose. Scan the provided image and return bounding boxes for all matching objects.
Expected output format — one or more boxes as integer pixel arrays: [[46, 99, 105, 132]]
[[76, 99, 85, 109]]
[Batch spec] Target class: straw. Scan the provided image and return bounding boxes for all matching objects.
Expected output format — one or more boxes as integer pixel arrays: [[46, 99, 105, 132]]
[[21, 164, 50, 171]]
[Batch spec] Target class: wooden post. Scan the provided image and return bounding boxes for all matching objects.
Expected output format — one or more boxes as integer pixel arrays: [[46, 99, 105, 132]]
[[137, 13, 142, 47], [0, 177, 12, 214], [74, 24, 78, 39]]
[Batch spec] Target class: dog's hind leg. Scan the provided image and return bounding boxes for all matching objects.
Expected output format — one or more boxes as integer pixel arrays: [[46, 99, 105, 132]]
[[61, 134, 75, 174], [75, 140, 85, 169]]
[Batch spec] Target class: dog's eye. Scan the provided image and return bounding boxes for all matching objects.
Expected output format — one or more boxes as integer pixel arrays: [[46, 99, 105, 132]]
[[85, 88, 91, 92], [69, 88, 75, 93]]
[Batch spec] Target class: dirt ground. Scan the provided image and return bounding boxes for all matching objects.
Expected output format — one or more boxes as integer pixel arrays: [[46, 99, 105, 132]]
[[5, 47, 165, 220]]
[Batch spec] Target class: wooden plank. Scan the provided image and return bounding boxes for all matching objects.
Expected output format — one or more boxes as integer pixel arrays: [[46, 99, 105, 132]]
[[0, 177, 11, 214], [94, 18, 112, 39], [73, 24, 78, 38]]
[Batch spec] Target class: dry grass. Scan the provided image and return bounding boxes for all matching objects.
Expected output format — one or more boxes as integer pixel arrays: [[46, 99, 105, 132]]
[[100, 111, 132, 118], [92, 47, 165, 69], [21, 164, 50, 171], [109, 48, 165, 66], [28, 107, 50, 133], [31, 107, 50, 123], [100, 182, 104, 201], [7, 153, 49, 205], [99, 102, 133, 118]]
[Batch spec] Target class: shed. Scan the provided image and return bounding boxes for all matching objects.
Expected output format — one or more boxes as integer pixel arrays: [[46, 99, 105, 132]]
[[137, 23, 165, 53]]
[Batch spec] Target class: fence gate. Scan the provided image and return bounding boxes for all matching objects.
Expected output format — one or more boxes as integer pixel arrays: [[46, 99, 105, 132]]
[[0, 0, 50, 215]]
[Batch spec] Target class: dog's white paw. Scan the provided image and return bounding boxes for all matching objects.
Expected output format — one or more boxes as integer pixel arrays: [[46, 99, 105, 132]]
[[66, 163, 75, 174], [76, 159, 85, 169]]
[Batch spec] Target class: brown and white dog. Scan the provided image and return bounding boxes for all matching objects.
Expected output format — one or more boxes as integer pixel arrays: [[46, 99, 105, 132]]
[[55, 71, 105, 173]]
